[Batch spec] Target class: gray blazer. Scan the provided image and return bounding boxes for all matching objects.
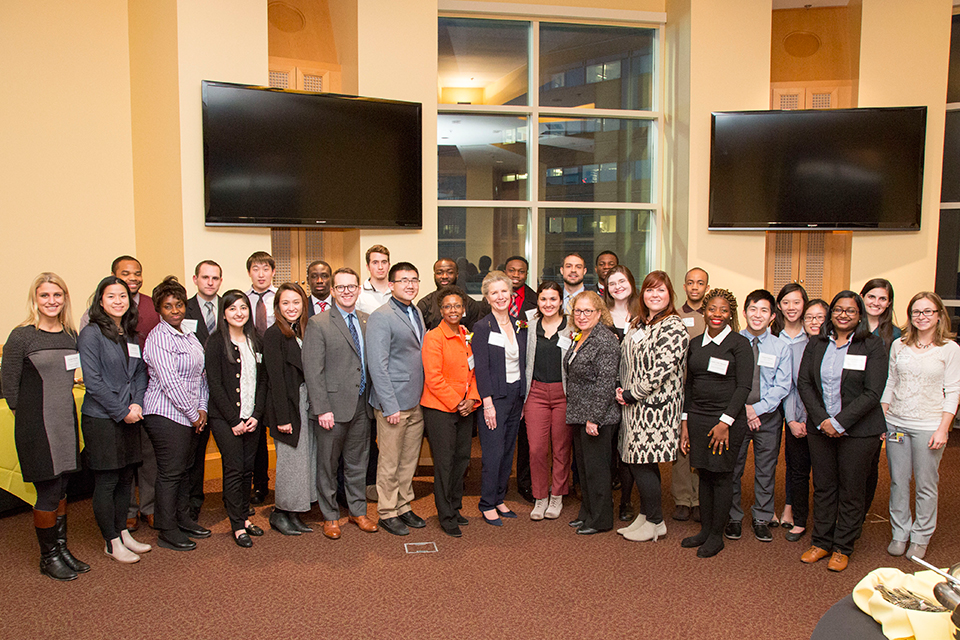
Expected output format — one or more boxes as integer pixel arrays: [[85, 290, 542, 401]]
[[524, 316, 568, 398], [77, 324, 148, 422], [366, 299, 425, 415], [302, 305, 373, 422]]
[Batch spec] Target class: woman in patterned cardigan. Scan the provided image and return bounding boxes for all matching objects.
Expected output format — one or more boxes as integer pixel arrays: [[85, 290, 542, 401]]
[[615, 271, 689, 543]]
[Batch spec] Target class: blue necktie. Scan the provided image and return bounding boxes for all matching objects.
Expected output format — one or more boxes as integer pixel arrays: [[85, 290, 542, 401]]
[[347, 313, 365, 395]]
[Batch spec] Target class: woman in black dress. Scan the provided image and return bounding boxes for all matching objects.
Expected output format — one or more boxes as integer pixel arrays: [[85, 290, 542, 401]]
[[680, 288, 753, 558], [2, 273, 88, 580], [78, 276, 151, 563]]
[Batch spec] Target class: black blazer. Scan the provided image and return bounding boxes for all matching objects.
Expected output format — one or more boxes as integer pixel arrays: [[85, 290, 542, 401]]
[[306, 295, 333, 319], [797, 333, 888, 438], [185, 295, 221, 346], [204, 331, 266, 427], [472, 313, 527, 401], [516, 284, 538, 317], [263, 323, 304, 447]]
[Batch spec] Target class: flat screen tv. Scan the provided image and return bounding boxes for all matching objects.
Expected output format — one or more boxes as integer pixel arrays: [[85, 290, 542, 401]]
[[709, 106, 926, 231], [202, 80, 422, 228]]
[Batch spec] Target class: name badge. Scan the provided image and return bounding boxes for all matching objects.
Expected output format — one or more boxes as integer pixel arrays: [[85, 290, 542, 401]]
[[488, 331, 505, 348], [757, 352, 776, 368], [843, 354, 867, 371], [682, 317, 695, 327], [467, 355, 475, 370], [557, 335, 572, 350], [65, 353, 81, 371], [888, 431, 905, 444], [256, 353, 263, 364], [707, 357, 729, 376], [181, 318, 198, 333], [127, 343, 141, 358], [631, 328, 646, 344], [525, 308, 537, 321]]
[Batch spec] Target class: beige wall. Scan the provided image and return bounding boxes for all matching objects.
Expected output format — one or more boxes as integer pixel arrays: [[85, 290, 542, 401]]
[[1, 0, 137, 333]]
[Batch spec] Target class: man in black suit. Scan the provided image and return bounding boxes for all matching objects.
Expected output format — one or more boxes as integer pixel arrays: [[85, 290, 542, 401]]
[[417, 258, 489, 331], [504, 256, 537, 502], [183, 260, 223, 521], [306, 260, 333, 318]]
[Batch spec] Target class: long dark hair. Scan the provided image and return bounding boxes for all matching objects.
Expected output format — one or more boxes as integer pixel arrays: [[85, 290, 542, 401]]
[[771, 283, 809, 337], [273, 282, 309, 339], [860, 278, 896, 348], [216, 290, 260, 356], [604, 265, 643, 324], [88, 276, 139, 344], [818, 290, 871, 343]]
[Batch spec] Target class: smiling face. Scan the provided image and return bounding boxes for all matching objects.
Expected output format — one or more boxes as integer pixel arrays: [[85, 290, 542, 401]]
[[389, 269, 419, 304], [505, 259, 528, 290], [193, 263, 222, 299], [779, 291, 805, 326], [643, 281, 669, 315], [36, 282, 65, 320], [596, 253, 618, 282], [114, 259, 142, 296], [277, 289, 303, 324], [560, 255, 585, 288], [573, 298, 600, 332], [248, 261, 275, 293], [307, 263, 332, 300], [744, 299, 773, 334], [537, 288, 562, 319], [606, 272, 632, 301], [909, 296, 939, 334], [831, 297, 860, 334], [440, 293, 464, 327], [485, 279, 512, 312], [704, 296, 732, 334], [332, 272, 360, 311], [159, 294, 186, 329], [224, 299, 250, 330], [803, 304, 827, 336], [100, 283, 129, 323], [433, 259, 458, 288], [862, 287, 890, 319]]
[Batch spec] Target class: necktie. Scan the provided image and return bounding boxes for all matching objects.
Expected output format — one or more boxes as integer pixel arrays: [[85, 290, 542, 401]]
[[255, 292, 267, 338], [509, 291, 519, 317], [347, 313, 365, 395], [319, 300, 328, 313], [747, 336, 762, 405], [407, 305, 423, 344], [204, 301, 216, 334]]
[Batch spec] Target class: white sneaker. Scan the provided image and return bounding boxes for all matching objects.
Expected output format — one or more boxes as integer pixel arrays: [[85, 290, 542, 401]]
[[121, 529, 152, 554], [624, 520, 667, 542], [544, 495, 563, 519], [617, 513, 647, 535], [105, 538, 140, 563], [530, 498, 548, 521]]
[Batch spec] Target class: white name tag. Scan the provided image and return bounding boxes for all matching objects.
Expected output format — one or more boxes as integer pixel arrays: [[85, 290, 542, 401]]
[[682, 316, 695, 327], [843, 354, 867, 371], [127, 343, 141, 358], [256, 353, 263, 364], [467, 355, 475, 370], [65, 353, 81, 371], [488, 331, 505, 348], [631, 328, 646, 343], [181, 318, 198, 333], [557, 335, 572, 350], [757, 352, 776, 368], [707, 357, 729, 375], [525, 308, 537, 321]]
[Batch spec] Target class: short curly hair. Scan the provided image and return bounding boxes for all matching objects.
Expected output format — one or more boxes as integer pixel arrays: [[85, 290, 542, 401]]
[[701, 287, 739, 332]]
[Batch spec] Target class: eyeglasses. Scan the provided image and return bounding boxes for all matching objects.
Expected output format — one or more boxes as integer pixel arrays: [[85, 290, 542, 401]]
[[333, 284, 359, 293], [911, 309, 938, 318], [393, 278, 420, 286], [832, 307, 858, 318], [440, 304, 463, 311], [573, 308, 597, 317], [803, 314, 825, 323]]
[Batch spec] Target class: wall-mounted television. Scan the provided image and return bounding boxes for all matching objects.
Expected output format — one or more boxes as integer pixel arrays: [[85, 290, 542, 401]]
[[202, 80, 422, 228], [709, 106, 926, 231]]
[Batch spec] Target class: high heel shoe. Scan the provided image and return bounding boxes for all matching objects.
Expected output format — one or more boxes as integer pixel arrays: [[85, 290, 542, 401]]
[[481, 511, 503, 527]]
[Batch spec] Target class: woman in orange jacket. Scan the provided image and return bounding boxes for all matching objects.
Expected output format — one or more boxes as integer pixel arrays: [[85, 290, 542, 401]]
[[421, 286, 481, 538]]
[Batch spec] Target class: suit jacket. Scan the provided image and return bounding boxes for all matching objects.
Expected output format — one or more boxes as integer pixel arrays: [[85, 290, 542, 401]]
[[472, 313, 527, 401], [185, 294, 221, 346], [514, 284, 538, 317], [134, 292, 160, 348], [563, 322, 621, 426], [420, 322, 480, 413], [263, 323, 305, 447], [302, 305, 373, 422], [306, 295, 334, 319], [204, 331, 267, 426], [77, 324, 148, 422], [797, 333, 888, 438], [366, 299, 426, 415]]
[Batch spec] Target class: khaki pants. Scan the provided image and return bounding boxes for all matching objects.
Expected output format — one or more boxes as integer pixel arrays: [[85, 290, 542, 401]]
[[375, 407, 425, 519], [671, 448, 699, 507]]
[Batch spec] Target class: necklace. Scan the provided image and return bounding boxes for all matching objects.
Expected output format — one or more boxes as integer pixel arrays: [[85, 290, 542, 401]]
[[916, 342, 933, 350]]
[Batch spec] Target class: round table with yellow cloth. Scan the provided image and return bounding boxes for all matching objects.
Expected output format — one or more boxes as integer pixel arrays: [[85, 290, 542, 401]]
[[852, 567, 956, 640]]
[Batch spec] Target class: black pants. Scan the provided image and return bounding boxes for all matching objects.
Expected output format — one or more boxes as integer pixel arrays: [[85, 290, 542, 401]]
[[92, 465, 136, 540], [210, 419, 258, 531], [807, 429, 882, 556], [627, 462, 663, 524], [423, 407, 473, 530], [863, 441, 883, 517], [33, 475, 70, 512], [516, 417, 531, 494], [143, 415, 200, 532], [572, 423, 614, 531], [784, 427, 812, 528], [253, 422, 269, 494], [187, 426, 210, 514]]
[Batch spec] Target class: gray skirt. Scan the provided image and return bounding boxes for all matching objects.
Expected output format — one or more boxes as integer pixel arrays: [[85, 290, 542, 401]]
[[274, 383, 318, 512]]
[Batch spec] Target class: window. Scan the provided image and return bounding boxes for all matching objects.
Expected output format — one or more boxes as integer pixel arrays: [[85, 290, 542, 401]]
[[438, 16, 661, 293]]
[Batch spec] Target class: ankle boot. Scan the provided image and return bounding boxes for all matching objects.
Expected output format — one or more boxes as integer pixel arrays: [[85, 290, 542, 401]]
[[55, 504, 90, 573], [34, 510, 77, 581], [104, 538, 140, 563], [121, 529, 152, 554]]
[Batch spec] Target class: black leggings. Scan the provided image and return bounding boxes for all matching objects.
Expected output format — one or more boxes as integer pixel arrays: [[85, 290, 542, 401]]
[[698, 469, 734, 539], [627, 462, 663, 524], [34, 476, 69, 512], [92, 465, 136, 541]]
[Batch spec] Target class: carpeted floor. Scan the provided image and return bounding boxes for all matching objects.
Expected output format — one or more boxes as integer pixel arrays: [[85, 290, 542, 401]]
[[1, 436, 958, 640]]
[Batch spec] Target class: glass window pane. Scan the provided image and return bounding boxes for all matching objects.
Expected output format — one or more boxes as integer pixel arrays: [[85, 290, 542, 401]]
[[539, 117, 655, 203], [942, 110, 960, 202], [540, 23, 656, 111], [437, 207, 529, 295], [439, 114, 529, 201], [439, 18, 529, 106], [538, 209, 655, 289]]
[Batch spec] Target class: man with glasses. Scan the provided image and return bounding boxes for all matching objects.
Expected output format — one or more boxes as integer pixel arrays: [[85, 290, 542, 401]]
[[303, 268, 378, 539], [366, 262, 428, 536]]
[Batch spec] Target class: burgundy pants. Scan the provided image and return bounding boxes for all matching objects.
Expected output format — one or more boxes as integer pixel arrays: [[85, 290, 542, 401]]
[[523, 381, 572, 499]]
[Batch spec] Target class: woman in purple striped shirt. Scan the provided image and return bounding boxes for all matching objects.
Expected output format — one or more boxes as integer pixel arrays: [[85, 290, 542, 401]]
[[142, 276, 210, 551]]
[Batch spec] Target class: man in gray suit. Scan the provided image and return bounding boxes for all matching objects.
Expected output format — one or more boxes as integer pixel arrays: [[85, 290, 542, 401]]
[[303, 267, 379, 539], [366, 261, 427, 536]]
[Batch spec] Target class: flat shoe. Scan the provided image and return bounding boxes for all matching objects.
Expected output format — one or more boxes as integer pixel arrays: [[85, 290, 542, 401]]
[[781, 521, 794, 529], [234, 532, 253, 548], [576, 527, 601, 535], [785, 528, 806, 542], [456, 514, 469, 526], [887, 539, 907, 557], [442, 526, 463, 538], [568, 519, 585, 528]]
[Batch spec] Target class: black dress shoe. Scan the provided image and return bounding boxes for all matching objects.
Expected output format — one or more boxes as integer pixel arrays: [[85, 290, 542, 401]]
[[234, 532, 253, 547], [691, 506, 701, 523], [752, 519, 773, 542], [245, 524, 264, 537], [250, 489, 267, 505], [568, 519, 585, 528], [619, 504, 635, 522], [518, 487, 535, 503], [398, 511, 426, 529], [379, 517, 410, 536], [269, 510, 301, 536], [179, 522, 212, 538], [442, 525, 463, 538], [576, 527, 601, 535], [158, 530, 197, 551], [672, 505, 691, 521], [456, 514, 469, 526], [289, 513, 313, 533], [723, 521, 742, 540]]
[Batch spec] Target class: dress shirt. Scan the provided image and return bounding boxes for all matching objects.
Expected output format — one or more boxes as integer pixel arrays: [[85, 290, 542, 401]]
[[682, 325, 736, 425], [143, 320, 209, 425], [338, 305, 366, 381], [563, 285, 585, 314], [310, 294, 333, 315], [391, 296, 423, 343], [779, 330, 809, 425], [739, 328, 793, 417], [247, 286, 277, 331], [201, 298, 218, 333], [357, 278, 392, 314], [820, 336, 850, 434]]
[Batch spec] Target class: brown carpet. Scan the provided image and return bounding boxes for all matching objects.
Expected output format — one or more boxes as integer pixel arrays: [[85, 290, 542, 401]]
[[1, 436, 958, 640]]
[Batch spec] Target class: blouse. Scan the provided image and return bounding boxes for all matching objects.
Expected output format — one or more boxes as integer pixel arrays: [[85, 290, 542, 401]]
[[143, 320, 209, 426], [882, 339, 960, 431]]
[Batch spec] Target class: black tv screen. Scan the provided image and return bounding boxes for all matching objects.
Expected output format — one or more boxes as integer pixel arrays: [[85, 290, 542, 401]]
[[202, 80, 422, 228], [709, 107, 926, 231]]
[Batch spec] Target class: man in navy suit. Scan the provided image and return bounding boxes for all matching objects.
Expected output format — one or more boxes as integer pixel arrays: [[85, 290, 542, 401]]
[[306, 260, 333, 318]]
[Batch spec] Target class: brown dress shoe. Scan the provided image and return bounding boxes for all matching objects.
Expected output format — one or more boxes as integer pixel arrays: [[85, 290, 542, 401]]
[[322, 520, 341, 540], [800, 546, 830, 564], [348, 515, 379, 533], [126, 517, 139, 532], [827, 551, 849, 572], [141, 513, 155, 529]]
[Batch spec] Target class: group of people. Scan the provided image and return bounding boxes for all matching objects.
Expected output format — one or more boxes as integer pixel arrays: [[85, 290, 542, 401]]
[[3, 245, 956, 580]]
